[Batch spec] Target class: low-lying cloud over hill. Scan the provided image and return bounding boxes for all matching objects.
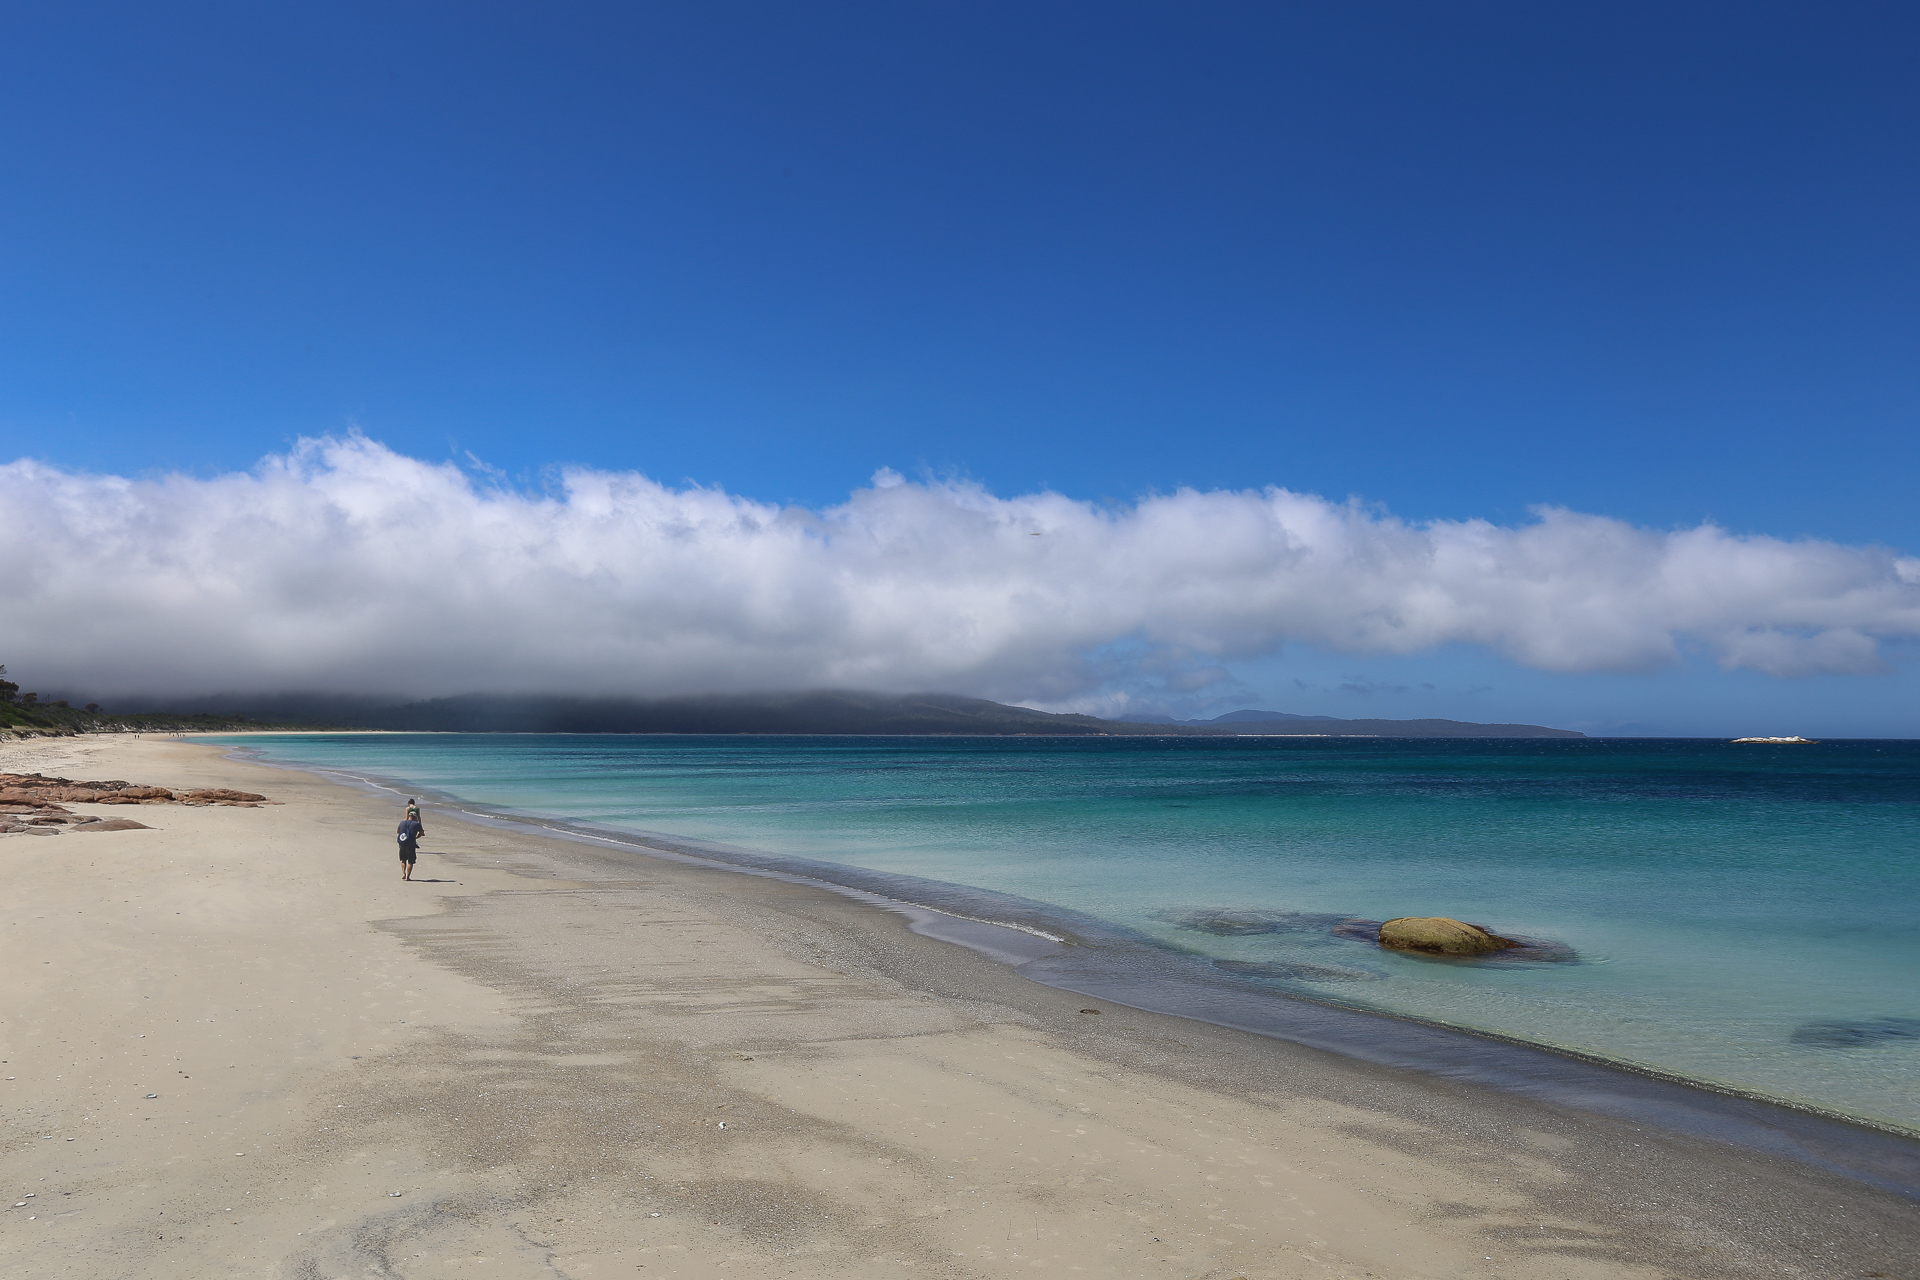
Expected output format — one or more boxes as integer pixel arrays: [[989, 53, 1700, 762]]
[[5, 435, 1917, 705]]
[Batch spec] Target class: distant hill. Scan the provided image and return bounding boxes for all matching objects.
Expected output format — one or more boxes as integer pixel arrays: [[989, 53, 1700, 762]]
[[1124, 708, 1337, 725], [0, 699, 324, 741], [1116, 714, 1585, 739], [94, 690, 1117, 735], [93, 690, 1585, 738], [1111, 707, 1582, 737]]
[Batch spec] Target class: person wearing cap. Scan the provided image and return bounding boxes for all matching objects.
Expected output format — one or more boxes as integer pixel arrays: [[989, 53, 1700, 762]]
[[395, 806, 425, 881]]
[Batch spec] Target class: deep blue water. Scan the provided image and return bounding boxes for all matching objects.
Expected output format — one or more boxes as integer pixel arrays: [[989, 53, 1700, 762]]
[[211, 733, 1920, 1131]]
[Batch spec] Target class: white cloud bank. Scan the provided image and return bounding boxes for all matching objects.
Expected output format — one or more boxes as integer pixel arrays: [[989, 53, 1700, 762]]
[[5, 435, 1917, 705]]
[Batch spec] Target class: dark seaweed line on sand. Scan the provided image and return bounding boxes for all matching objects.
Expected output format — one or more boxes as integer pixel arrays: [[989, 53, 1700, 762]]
[[218, 743, 1920, 1200]]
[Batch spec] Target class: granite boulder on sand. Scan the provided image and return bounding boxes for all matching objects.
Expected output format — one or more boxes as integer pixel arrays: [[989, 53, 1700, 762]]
[[0, 771, 272, 834]]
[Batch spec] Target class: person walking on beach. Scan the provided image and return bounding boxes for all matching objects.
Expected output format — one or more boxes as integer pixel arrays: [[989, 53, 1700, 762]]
[[396, 810, 424, 881]]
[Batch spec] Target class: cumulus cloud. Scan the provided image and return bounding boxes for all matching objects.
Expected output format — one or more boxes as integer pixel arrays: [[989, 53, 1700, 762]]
[[3, 435, 1917, 704]]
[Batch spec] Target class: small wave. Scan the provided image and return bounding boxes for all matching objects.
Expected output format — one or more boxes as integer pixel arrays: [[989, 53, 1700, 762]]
[[906, 905, 1065, 944]]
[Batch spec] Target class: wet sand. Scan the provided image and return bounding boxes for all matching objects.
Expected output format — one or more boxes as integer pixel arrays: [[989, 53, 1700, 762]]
[[1, 734, 1914, 1279]]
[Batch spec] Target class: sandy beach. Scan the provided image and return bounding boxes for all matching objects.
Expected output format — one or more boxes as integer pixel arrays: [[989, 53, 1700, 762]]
[[2, 736, 1914, 1280]]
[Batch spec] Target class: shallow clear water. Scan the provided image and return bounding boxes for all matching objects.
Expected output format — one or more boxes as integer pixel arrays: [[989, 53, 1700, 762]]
[[212, 733, 1920, 1131]]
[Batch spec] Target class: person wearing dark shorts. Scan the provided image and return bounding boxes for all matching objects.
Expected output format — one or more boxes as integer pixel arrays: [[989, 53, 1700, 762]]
[[396, 815, 424, 880]]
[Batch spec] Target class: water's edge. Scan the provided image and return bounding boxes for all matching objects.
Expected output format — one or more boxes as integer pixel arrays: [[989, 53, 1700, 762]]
[[217, 740, 1920, 1201]]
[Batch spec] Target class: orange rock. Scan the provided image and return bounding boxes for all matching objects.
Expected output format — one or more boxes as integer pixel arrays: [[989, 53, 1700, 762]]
[[1378, 917, 1515, 956]]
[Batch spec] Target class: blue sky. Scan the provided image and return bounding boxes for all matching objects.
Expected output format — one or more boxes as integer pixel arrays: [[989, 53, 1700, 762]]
[[3, 3, 1917, 733]]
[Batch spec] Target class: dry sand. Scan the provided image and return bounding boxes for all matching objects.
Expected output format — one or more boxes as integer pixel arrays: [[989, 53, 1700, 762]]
[[1, 735, 1913, 1280]]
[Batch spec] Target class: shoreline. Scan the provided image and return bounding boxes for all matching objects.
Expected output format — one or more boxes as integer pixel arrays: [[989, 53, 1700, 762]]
[[211, 735, 1920, 1190], [5, 733, 1917, 1279]]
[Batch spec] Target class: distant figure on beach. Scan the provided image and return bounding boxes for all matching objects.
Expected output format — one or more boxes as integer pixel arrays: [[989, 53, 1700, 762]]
[[405, 799, 425, 829], [396, 810, 424, 881]]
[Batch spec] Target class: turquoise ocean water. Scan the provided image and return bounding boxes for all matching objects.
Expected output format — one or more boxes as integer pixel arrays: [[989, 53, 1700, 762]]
[[212, 733, 1920, 1133]]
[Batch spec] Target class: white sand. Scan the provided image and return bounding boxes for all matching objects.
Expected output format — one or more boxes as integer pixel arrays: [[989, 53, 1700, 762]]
[[1, 735, 1908, 1279]]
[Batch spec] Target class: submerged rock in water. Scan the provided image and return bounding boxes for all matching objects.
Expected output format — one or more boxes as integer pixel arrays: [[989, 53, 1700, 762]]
[[1156, 907, 1350, 936], [1790, 1017, 1920, 1048], [1212, 958, 1384, 983], [1330, 917, 1384, 943], [1378, 917, 1515, 956]]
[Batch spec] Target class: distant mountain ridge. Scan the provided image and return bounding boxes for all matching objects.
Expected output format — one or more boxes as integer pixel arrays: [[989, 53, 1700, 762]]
[[1123, 708, 1338, 724], [1122, 714, 1584, 738], [96, 690, 1585, 738]]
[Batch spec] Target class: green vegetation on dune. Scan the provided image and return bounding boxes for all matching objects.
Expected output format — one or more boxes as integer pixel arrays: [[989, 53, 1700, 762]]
[[0, 664, 330, 739]]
